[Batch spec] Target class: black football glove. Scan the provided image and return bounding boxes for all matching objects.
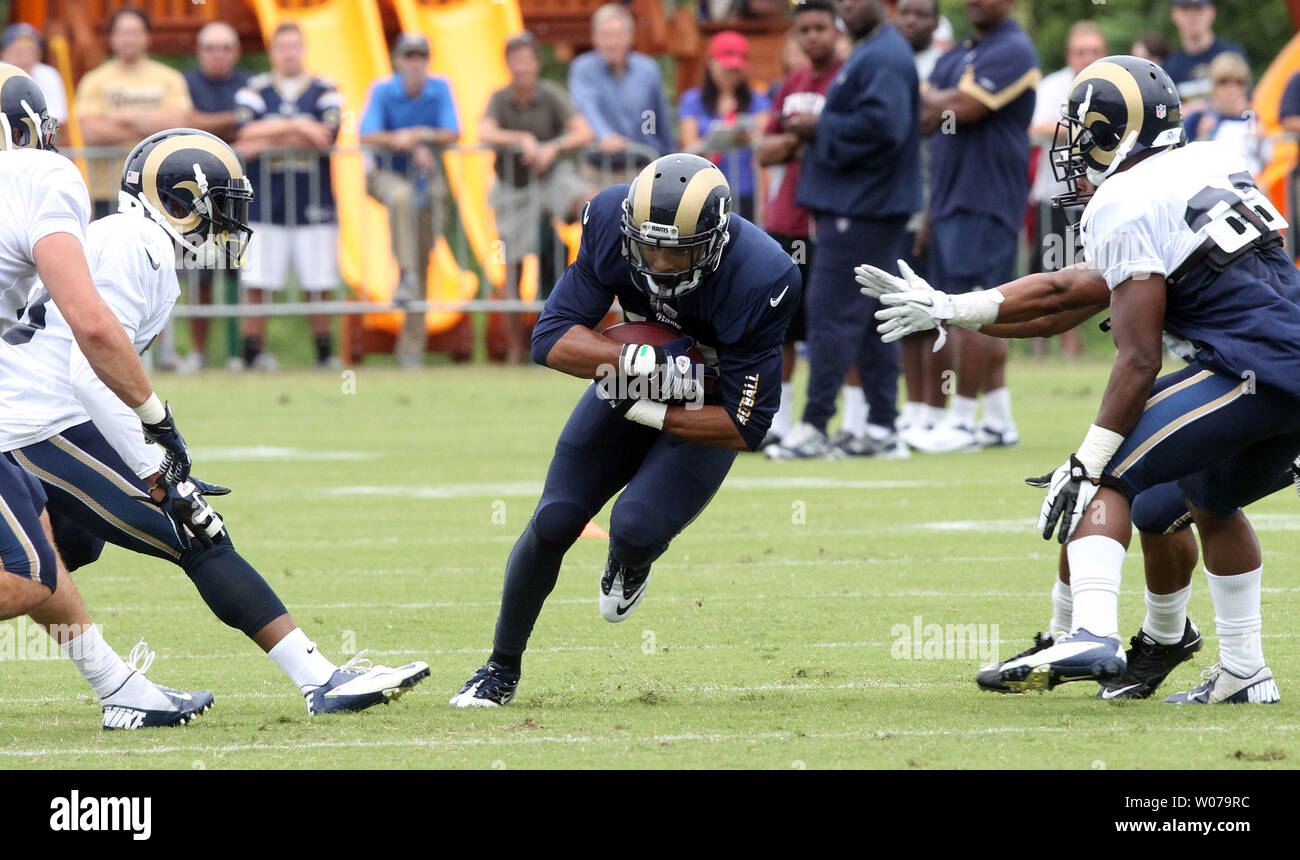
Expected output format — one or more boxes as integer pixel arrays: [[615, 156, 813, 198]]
[[141, 401, 192, 487], [159, 476, 230, 550], [1027, 454, 1101, 544]]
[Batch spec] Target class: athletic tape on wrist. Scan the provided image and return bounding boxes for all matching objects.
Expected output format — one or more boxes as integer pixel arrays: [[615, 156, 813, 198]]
[[133, 393, 166, 425], [1076, 423, 1125, 479], [624, 400, 667, 429]]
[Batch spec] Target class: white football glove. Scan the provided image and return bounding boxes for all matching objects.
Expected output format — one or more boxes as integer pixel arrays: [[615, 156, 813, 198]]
[[855, 258, 936, 301], [1026, 455, 1100, 544]]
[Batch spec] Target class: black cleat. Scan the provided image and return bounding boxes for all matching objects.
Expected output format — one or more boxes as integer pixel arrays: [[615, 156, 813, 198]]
[[1096, 619, 1202, 700], [449, 661, 520, 708], [599, 548, 652, 623], [976, 632, 1055, 693]]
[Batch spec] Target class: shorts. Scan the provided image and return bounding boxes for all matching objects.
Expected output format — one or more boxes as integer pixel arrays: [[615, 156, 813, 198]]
[[241, 223, 341, 292], [489, 160, 591, 264], [930, 210, 1017, 295], [0, 455, 57, 590]]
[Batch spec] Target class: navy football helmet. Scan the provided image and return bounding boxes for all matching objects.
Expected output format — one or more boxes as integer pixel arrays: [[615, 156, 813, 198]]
[[0, 62, 57, 151], [620, 153, 732, 302], [1051, 55, 1186, 208]]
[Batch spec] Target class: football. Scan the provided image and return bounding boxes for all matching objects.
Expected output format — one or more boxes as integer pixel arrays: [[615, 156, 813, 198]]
[[600, 320, 716, 395]]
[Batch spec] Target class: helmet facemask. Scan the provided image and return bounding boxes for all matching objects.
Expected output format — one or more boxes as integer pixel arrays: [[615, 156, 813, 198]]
[[0, 97, 57, 151], [122, 163, 254, 269], [619, 197, 730, 302]]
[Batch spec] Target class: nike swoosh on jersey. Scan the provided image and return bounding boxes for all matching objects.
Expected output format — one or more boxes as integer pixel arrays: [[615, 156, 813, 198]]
[[144, 247, 160, 270], [770, 285, 790, 307]]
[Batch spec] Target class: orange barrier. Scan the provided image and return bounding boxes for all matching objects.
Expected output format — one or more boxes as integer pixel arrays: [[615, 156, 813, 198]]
[[1254, 31, 1300, 224]]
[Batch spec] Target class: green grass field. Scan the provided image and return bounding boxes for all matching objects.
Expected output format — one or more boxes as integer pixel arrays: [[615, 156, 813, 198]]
[[1, 356, 1296, 769]]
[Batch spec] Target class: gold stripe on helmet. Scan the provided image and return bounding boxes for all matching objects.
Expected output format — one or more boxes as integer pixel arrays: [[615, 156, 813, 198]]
[[142, 133, 244, 233], [1073, 60, 1143, 168], [631, 161, 656, 226], [673, 165, 728, 235], [0, 62, 35, 91]]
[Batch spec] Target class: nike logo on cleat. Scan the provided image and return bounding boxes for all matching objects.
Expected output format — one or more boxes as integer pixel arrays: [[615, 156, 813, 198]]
[[102, 707, 146, 730], [1100, 684, 1142, 699]]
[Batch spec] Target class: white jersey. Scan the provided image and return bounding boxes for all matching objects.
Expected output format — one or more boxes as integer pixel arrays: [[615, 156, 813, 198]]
[[0, 213, 178, 475], [0, 149, 91, 322], [1080, 141, 1287, 291]]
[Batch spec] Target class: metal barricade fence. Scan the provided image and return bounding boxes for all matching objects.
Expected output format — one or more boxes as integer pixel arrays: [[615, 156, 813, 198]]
[[58, 140, 764, 361]]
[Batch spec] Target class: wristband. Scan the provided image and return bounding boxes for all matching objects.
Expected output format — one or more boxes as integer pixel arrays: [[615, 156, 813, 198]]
[[1076, 423, 1125, 479], [624, 400, 667, 430], [952, 288, 1005, 330], [133, 393, 166, 425]]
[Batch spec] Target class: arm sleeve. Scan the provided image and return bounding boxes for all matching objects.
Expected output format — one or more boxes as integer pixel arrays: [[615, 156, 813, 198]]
[[1083, 200, 1168, 290], [811, 63, 916, 169], [68, 346, 162, 479], [717, 267, 801, 451], [529, 194, 620, 364], [233, 86, 265, 127], [568, 57, 616, 140], [316, 82, 344, 143], [26, 158, 90, 255], [958, 38, 1041, 111]]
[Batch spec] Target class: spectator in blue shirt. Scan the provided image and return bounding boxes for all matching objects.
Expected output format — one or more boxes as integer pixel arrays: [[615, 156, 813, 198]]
[[679, 30, 771, 222], [175, 21, 250, 373], [567, 3, 674, 186], [917, 0, 1040, 454], [1184, 52, 1269, 175], [360, 32, 461, 368], [1165, 0, 1247, 111]]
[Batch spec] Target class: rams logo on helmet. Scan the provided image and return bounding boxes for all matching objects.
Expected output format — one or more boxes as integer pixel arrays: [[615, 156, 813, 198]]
[[1050, 55, 1186, 208], [119, 128, 254, 269], [620, 153, 732, 302], [0, 62, 57, 151]]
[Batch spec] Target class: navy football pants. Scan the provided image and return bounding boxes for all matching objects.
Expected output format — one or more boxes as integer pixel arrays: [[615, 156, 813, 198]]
[[802, 214, 906, 434], [492, 384, 737, 657]]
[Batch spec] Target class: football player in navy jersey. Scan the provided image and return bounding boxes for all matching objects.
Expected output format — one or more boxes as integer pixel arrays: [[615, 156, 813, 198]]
[[451, 153, 800, 707], [859, 56, 1298, 705]]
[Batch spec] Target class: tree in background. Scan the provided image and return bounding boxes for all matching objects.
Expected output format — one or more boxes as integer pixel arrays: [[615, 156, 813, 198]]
[[936, 0, 1292, 81]]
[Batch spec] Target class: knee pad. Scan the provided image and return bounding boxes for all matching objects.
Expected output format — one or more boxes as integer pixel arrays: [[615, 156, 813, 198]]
[[532, 500, 590, 546], [1131, 482, 1193, 535]]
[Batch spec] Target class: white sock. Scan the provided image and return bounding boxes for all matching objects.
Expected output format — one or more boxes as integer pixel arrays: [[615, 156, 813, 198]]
[[1066, 535, 1126, 638], [1143, 584, 1191, 645], [925, 404, 946, 427], [842, 386, 866, 437], [1049, 579, 1072, 636], [61, 624, 133, 700], [267, 628, 337, 692], [900, 401, 923, 428], [982, 386, 1014, 430], [772, 382, 794, 438], [1205, 566, 1265, 676], [949, 395, 978, 427]]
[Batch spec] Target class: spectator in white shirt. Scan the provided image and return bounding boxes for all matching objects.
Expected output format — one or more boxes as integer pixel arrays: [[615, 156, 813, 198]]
[[1, 23, 67, 126]]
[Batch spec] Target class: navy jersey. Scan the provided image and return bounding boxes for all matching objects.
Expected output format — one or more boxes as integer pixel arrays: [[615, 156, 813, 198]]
[[795, 24, 921, 220], [531, 186, 802, 450], [234, 73, 342, 225], [927, 18, 1039, 233]]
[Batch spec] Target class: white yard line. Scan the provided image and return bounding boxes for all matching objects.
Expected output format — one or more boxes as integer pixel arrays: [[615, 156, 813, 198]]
[[4, 722, 1299, 759]]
